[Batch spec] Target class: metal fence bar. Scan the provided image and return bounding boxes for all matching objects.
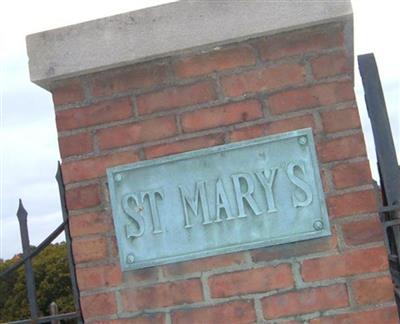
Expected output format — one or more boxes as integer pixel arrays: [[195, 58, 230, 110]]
[[55, 162, 83, 323], [358, 53, 400, 319], [49, 302, 60, 324], [6, 311, 80, 324], [16, 200, 39, 321], [0, 162, 82, 323], [358, 53, 400, 206]]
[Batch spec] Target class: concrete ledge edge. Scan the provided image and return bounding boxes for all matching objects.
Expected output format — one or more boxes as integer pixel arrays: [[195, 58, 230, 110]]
[[26, 0, 353, 89]]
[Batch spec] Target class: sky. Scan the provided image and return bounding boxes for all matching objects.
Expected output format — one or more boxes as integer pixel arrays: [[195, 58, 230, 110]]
[[0, 0, 399, 260]]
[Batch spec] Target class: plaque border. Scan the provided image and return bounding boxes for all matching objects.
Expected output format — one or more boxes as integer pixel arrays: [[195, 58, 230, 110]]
[[107, 128, 331, 271]]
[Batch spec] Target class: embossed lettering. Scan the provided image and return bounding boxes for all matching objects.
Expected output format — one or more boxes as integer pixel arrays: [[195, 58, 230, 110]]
[[231, 173, 263, 217], [122, 193, 145, 239], [255, 167, 278, 213], [141, 189, 164, 234], [179, 181, 212, 228], [215, 178, 234, 222], [287, 161, 313, 207]]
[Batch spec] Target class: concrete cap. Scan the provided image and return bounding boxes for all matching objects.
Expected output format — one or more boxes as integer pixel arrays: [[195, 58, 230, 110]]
[[26, 0, 352, 89]]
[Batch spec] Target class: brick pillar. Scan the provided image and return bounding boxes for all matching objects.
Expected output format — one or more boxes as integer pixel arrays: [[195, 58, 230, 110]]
[[26, 2, 396, 323]]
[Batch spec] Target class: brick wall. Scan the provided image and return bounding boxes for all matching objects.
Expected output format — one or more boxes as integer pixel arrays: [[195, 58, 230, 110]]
[[52, 21, 396, 323]]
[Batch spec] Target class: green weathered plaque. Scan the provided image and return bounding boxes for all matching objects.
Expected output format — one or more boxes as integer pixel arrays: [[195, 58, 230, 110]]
[[107, 128, 330, 271]]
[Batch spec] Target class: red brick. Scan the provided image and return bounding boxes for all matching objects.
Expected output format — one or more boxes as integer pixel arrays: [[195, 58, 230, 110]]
[[221, 63, 305, 97], [76, 263, 122, 291], [252, 230, 337, 262], [91, 64, 167, 97], [310, 306, 398, 324], [268, 81, 354, 114], [121, 279, 203, 312], [123, 266, 159, 283], [311, 52, 351, 79], [262, 284, 348, 319], [327, 190, 377, 219], [145, 134, 224, 159], [352, 275, 394, 305], [257, 24, 343, 61], [65, 184, 100, 210], [97, 116, 177, 150], [331, 160, 372, 189], [317, 134, 366, 163], [172, 300, 256, 324], [109, 236, 119, 258], [341, 217, 383, 246], [267, 115, 316, 135], [56, 97, 132, 131], [321, 107, 361, 133], [229, 124, 264, 142], [181, 99, 263, 132], [96, 314, 165, 324], [62, 151, 139, 183], [301, 246, 388, 282], [69, 211, 111, 238], [72, 236, 108, 263], [52, 79, 85, 105], [229, 115, 315, 142], [174, 45, 256, 78], [209, 264, 293, 298], [137, 81, 217, 115], [162, 252, 245, 277], [81, 292, 117, 319], [59, 132, 93, 158]]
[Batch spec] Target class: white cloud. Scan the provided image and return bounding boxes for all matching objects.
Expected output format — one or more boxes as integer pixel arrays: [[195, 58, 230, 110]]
[[352, 0, 400, 180], [1, 120, 61, 259]]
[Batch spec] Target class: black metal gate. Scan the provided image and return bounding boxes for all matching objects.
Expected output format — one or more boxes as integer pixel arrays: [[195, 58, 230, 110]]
[[358, 53, 400, 318], [0, 163, 82, 323]]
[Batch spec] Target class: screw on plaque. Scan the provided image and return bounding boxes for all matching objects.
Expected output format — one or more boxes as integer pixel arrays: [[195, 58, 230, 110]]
[[298, 136, 308, 146], [126, 253, 135, 264], [313, 220, 324, 231], [114, 173, 123, 182]]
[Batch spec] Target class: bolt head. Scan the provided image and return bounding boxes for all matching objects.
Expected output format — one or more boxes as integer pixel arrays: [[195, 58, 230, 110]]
[[298, 136, 308, 145], [126, 253, 135, 264], [115, 174, 123, 182], [313, 220, 324, 231]]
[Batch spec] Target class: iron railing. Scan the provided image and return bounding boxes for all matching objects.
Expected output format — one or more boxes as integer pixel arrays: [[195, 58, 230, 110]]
[[358, 53, 400, 318], [0, 163, 82, 323]]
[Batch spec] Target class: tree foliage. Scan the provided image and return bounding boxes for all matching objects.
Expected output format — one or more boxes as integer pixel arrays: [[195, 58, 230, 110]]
[[0, 242, 75, 322]]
